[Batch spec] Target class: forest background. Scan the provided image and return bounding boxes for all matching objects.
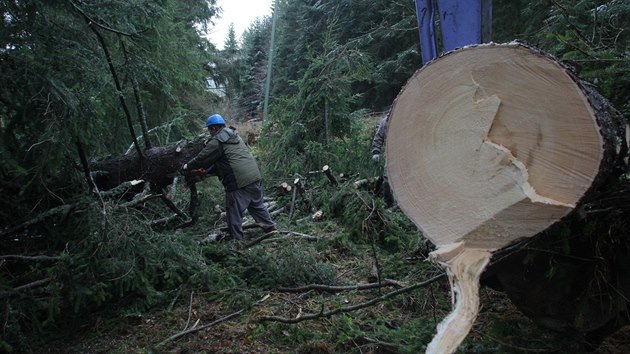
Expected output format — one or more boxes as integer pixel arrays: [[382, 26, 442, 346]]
[[1, 0, 629, 352]]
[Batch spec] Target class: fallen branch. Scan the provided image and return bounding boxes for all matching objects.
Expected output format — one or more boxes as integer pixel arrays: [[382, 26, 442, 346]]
[[183, 291, 194, 331], [156, 308, 244, 349], [119, 193, 161, 208], [270, 206, 286, 217], [0, 255, 60, 262], [278, 231, 320, 240], [155, 295, 270, 349], [159, 193, 189, 219], [277, 278, 406, 293], [98, 179, 145, 199], [261, 231, 323, 244], [0, 278, 53, 300], [241, 230, 281, 249], [260, 273, 445, 324], [150, 214, 180, 228]]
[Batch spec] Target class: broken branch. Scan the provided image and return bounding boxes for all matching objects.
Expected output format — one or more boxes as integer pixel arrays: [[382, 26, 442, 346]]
[[277, 278, 405, 294], [260, 273, 445, 324]]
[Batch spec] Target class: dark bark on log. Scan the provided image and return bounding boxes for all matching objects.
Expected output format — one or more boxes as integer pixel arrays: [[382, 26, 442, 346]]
[[478, 46, 630, 342], [91, 138, 206, 193]]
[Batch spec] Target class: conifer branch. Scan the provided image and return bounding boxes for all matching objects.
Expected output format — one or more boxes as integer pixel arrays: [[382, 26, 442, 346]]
[[69, 1, 134, 37]]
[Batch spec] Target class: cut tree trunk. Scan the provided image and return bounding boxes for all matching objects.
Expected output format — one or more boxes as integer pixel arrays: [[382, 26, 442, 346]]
[[386, 42, 628, 353], [91, 138, 206, 192]]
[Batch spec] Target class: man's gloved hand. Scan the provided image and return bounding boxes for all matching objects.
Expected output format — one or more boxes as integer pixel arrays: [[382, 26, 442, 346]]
[[189, 168, 206, 177], [372, 154, 380, 162]]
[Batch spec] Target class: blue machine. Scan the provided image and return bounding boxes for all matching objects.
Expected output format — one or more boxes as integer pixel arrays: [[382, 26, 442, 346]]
[[415, 0, 493, 64]]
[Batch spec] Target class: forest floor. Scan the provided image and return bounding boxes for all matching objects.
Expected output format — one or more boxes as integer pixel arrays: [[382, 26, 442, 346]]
[[25, 117, 628, 354], [33, 226, 598, 354]]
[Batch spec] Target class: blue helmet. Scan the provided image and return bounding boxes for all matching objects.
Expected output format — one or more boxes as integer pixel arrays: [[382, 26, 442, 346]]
[[205, 114, 225, 127]]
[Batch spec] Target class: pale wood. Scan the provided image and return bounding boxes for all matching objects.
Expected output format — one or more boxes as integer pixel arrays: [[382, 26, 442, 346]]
[[387, 43, 604, 251], [426, 244, 491, 354]]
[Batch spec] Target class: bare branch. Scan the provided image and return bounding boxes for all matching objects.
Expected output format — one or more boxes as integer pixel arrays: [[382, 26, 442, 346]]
[[0, 278, 53, 300], [155, 295, 270, 348], [277, 278, 406, 294], [260, 273, 445, 323], [0, 255, 60, 262]]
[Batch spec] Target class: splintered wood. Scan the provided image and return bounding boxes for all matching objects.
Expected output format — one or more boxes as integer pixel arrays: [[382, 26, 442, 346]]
[[427, 244, 491, 353], [386, 43, 608, 353]]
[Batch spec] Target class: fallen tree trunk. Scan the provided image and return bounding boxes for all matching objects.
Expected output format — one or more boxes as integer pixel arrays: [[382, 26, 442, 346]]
[[386, 42, 628, 353], [91, 138, 206, 192]]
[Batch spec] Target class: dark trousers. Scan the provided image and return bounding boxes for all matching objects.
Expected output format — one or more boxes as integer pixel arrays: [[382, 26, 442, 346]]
[[225, 181, 275, 240]]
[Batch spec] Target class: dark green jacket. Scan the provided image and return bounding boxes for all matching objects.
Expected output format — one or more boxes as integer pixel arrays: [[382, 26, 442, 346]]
[[186, 127, 261, 191]]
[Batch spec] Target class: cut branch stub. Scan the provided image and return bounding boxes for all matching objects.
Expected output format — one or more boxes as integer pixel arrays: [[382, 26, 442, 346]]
[[387, 43, 621, 251], [322, 165, 338, 186]]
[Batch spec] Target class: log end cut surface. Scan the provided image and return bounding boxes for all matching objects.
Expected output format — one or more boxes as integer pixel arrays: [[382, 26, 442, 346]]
[[387, 43, 604, 250]]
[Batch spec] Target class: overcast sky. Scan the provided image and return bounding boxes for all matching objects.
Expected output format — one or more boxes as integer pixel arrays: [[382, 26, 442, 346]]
[[206, 0, 274, 49]]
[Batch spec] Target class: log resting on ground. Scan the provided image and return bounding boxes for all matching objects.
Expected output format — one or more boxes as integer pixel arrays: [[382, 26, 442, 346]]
[[386, 42, 628, 353]]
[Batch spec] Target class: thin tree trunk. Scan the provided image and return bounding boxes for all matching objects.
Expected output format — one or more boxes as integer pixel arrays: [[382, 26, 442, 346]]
[[324, 99, 330, 146], [76, 140, 96, 193], [121, 38, 152, 149], [132, 76, 152, 149], [77, 12, 144, 159]]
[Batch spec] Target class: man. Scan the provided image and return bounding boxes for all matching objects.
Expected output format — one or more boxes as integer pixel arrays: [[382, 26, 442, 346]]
[[182, 114, 276, 241], [371, 110, 394, 207]]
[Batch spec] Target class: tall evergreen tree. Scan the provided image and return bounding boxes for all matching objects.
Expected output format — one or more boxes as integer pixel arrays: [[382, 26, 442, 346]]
[[239, 16, 273, 120], [493, 0, 629, 117], [0, 0, 220, 227]]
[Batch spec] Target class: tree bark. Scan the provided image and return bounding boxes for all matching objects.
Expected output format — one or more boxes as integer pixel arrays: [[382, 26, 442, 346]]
[[91, 138, 206, 193]]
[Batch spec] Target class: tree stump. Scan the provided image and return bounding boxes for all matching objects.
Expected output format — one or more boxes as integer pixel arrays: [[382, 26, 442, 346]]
[[386, 42, 627, 353]]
